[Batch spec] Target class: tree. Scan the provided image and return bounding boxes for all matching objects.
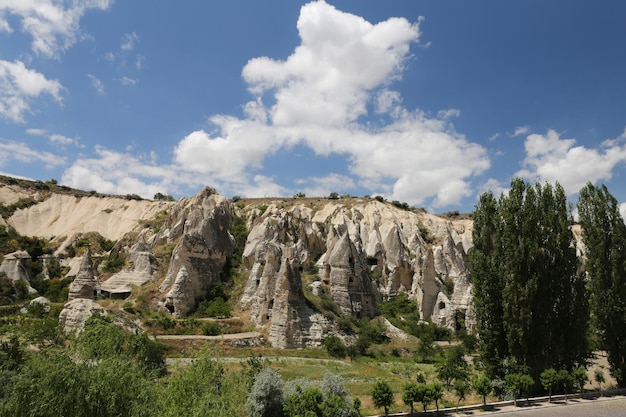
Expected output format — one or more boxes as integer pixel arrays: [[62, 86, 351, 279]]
[[283, 385, 323, 417], [557, 369, 573, 401], [505, 373, 534, 407], [571, 367, 588, 394], [472, 375, 492, 407], [429, 382, 444, 412], [578, 183, 626, 388], [323, 335, 346, 358], [371, 379, 394, 416], [594, 368, 606, 395], [402, 382, 419, 415], [436, 345, 469, 386], [453, 379, 471, 411], [471, 179, 589, 383], [540, 368, 558, 402], [246, 368, 284, 417], [153, 192, 174, 201]]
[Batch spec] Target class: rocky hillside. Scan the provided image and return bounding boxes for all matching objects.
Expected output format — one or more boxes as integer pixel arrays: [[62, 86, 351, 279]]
[[0, 177, 475, 348]]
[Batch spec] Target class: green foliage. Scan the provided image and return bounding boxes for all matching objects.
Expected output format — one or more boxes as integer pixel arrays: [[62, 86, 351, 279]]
[[371, 379, 394, 416], [153, 192, 175, 201], [283, 385, 323, 417], [0, 197, 37, 219], [578, 183, 626, 388], [100, 253, 126, 272], [453, 379, 471, 410], [1, 352, 158, 417], [505, 373, 534, 406], [322, 335, 346, 358], [328, 192, 339, 200], [471, 179, 589, 382], [436, 345, 469, 386], [203, 297, 231, 318], [540, 368, 558, 400], [472, 375, 493, 406], [202, 322, 221, 336], [77, 314, 166, 375], [571, 366, 588, 393], [158, 355, 248, 417], [293, 192, 306, 198], [246, 368, 285, 417], [0, 336, 24, 372]]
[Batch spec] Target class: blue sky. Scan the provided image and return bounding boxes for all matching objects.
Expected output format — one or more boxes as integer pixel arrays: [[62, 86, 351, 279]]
[[1, 1, 626, 214]]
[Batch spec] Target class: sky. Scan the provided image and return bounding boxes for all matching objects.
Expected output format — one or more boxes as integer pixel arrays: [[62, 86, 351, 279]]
[[1, 0, 626, 214]]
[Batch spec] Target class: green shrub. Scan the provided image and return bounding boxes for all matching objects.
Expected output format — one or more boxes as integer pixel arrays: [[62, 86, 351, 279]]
[[323, 335, 347, 358], [202, 322, 221, 336]]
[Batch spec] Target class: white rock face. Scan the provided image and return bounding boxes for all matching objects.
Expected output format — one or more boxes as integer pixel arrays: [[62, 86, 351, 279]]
[[239, 198, 475, 347], [100, 241, 155, 294], [0, 250, 32, 285], [7, 193, 170, 241], [67, 247, 98, 301], [156, 187, 234, 316], [58, 298, 106, 334]]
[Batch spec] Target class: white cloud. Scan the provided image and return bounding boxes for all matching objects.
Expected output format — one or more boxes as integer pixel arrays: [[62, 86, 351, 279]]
[[87, 73, 105, 95], [516, 128, 626, 194], [513, 125, 531, 137], [172, 1, 489, 208], [0, 139, 65, 168], [118, 76, 137, 86], [62, 146, 180, 198], [294, 173, 357, 198], [0, 59, 64, 122], [121, 32, 139, 51], [0, 0, 113, 58], [26, 128, 80, 146]]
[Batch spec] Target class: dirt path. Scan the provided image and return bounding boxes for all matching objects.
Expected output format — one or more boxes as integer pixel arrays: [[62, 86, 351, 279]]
[[155, 331, 261, 341]]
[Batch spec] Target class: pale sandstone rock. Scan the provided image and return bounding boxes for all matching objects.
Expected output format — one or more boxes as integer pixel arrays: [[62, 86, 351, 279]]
[[58, 298, 106, 334], [156, 187, 233, 316], [100, 241, 154, 294], [67, 247, 98, 301]]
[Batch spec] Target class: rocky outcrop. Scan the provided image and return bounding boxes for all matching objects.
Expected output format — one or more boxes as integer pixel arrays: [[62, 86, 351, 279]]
[[58, 298, 106, 334], [238, 199, 474, 347], [156, 187, 234, 316], [67, 247, 97, 301], [100, 241, 155, 296], [0, 251, 33, 289]]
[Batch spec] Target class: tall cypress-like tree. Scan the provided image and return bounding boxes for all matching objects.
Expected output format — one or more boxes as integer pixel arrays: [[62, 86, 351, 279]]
[[471, 179, 589, 382], [578, 183, 626, 387]]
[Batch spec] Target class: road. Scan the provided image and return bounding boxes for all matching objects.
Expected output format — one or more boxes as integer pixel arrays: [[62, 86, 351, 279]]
[[476, 396, 626, 417]]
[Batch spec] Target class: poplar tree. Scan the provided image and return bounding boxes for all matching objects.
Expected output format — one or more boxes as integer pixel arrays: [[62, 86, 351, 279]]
[[471, 179, 589, 383], [578, 183, 626, 387]]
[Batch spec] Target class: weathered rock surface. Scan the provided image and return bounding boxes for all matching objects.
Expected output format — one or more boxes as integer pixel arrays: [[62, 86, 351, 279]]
[[155, 187, 234, 316], [238, 198, 474, 347], [67, 247, 98, 301], [0, 250, 32, 285], [5, 192, 170, 241], [100, 241, 155, 295], [58, 298, 106, 334]]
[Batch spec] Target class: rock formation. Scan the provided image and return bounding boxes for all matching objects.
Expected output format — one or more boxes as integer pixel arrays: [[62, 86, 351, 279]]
[[238, 199, 474, 347], [59, 298, 106, 334], [100, 241, 155, 296], [155, 187, 234, 316], [67, 246, 98, 301], [0, 250, 33, 289]]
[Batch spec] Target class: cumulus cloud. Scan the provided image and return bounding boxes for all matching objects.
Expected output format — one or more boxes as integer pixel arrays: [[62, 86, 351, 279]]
[[0, 0, 113, 58], [516, 128, 626, 194], [62, 146, 181, 198], [0, 139, 65, 168], [171, 1, 489, 208], [513, 125, 531, 137], [0, 59, 64, 122], [118, 76, 137, 86]]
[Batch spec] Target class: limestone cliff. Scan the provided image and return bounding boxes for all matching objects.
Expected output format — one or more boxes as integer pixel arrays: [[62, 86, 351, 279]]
[[238, 198, 474, 347], [154, 187, 234, 317]]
